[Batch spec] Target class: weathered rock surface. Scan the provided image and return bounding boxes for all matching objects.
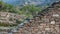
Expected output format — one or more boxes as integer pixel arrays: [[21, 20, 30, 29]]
[[0, 12, 26, 24], [12, 1, 60, 34]]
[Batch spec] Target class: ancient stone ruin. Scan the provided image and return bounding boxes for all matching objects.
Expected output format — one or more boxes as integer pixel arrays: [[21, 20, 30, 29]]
[[12, 1, 60, 34], [0, 12, 26, 25]]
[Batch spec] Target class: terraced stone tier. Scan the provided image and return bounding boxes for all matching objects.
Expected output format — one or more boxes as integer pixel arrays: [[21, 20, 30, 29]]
[[12, 1, 60, 34], [0, 12, 26, 27], [16, 23, 60, 34]]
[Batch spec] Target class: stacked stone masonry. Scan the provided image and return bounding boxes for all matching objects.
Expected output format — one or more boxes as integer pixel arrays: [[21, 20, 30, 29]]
[[0, 12, 26, 24], [12, 1, 60, 34]]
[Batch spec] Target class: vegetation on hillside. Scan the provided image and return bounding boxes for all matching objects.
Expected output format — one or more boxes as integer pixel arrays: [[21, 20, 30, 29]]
[[0, 1, 48, 27], [0, 1, 46, 18]]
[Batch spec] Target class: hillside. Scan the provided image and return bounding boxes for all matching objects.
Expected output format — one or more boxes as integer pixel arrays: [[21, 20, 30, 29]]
[[0, 0, 60, 34], [12, 1, 60, 34], [0, 1, 43, 27], [0, 1, 27, 27]]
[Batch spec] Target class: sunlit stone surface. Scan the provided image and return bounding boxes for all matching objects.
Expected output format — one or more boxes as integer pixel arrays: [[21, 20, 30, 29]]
[[50, 21, 55, 24], [53, 14, 59, 17]]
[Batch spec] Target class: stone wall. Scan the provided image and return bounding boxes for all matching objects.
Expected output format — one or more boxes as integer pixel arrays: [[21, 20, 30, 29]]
[[0, 12, 26, 24], [12, 1, 60, 34], [16, 16, 60, 34]]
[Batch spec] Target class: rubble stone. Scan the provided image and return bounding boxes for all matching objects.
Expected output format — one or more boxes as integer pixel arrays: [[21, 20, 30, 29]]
[[12, 1, 60, 34]]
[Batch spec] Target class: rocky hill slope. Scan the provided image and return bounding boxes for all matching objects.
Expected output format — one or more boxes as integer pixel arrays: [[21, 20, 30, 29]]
[[12, 1, 60, 34], [0, 12, 26, 27]]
